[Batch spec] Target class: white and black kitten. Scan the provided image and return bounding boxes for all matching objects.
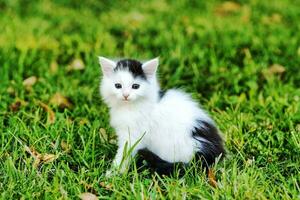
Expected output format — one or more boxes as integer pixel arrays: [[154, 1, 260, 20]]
[[99, 57, 225, 176]]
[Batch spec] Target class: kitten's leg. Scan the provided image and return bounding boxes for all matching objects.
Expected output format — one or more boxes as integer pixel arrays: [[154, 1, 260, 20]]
[[105, 145, 125, 177], [106, 141, 139, 176], [113, 143, 130, 172]]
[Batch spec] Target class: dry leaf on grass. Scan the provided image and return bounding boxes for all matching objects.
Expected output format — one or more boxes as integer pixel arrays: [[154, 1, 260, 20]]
[[80, 181, 94, 190], [61, 140, 71, 152], [215, 1, 241, 16], [38, 101, 55, 124], [99, 182, 113, 191], [49, 92, 73, 109], [24, 145, 59, 167], [80, 181, 98, 194], [262, 64, 286, 78], [208, 168, 218, 188], [268, 64, 286, 74], [42, 154, 59, 164], [79, 118, 89, 125], [79, 193, 98, 200], [23, 76, 37, 88], [24, 145, 39, 158], [67, 58, 85, 71], [20, 144, 41, 174], [10, 99, 27, 112]]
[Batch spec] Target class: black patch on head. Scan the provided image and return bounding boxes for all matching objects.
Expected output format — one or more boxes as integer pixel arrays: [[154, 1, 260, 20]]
[[115, 59, 146, 79], [158, 90, 166, 100], [136, 148, 187, 176], [192, 120, 225, 169]]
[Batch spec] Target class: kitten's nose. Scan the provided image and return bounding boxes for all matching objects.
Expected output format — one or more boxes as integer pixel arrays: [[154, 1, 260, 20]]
[[123, 94, 129, 100]]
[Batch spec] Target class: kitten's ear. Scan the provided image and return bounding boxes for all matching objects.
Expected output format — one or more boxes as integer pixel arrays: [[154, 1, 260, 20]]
[[142, 57, 159, 78], [98, 56, 116, 77]]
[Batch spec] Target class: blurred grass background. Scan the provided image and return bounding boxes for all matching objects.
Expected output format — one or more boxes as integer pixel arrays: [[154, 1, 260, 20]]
[[0, 0, 299, 199]]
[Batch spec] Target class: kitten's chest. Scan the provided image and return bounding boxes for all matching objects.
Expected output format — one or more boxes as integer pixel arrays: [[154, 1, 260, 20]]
[[110, 108, 151, 131]]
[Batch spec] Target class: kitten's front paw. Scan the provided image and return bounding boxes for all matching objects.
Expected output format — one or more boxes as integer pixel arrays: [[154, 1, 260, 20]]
[[105, 166, 127, 177], [105, 168, 121, 177], [105, 170, 114, 177]]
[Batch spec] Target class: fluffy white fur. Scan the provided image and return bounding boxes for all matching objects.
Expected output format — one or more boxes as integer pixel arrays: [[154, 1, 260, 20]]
[[99, 56, 218, 174]]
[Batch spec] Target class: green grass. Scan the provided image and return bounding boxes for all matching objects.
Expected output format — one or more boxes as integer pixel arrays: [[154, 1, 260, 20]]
[[0, 0, 300, 199]]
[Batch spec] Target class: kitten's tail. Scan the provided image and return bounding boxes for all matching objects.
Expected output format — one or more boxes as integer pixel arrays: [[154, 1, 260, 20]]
[[192, 120, 226, 169]]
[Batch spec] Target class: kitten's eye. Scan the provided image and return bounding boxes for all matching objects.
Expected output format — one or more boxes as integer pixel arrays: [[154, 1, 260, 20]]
[[132, 84, 140, 89], [115, 83, 122, 89]]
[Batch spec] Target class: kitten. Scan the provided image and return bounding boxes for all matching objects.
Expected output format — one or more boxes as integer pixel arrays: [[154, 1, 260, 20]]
[[99, 56, 225, 176]]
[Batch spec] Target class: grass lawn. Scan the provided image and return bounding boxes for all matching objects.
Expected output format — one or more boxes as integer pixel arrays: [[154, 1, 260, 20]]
[[0, 0, 300, 199]]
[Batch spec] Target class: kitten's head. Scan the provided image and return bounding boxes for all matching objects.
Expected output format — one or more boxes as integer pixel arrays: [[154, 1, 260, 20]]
[[99, 57, 159, 106]]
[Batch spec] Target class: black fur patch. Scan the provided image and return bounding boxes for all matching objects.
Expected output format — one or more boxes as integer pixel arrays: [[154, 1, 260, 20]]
[[192, 120, 225, 169], [158, 90, 166, 100], [135, 121, 225, 176], [115, 59, 146, 79], [136, 148, 187, 176]]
